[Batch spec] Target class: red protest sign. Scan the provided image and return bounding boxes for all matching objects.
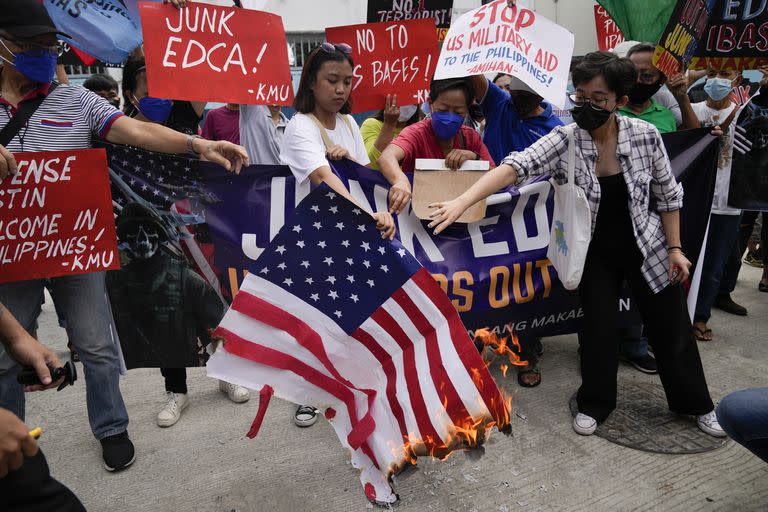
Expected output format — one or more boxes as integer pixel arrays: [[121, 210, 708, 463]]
[[139, 2, 294, 106], [326, 19, 439, 113], [594, 5, 624, 51], [0, 149, 119, 283]]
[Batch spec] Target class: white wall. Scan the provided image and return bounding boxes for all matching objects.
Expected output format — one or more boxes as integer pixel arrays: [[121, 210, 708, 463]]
[[259, 0, 601, 55]]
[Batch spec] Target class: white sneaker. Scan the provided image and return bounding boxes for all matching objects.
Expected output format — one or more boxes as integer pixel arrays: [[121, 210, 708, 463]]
[[697, 410, 727, 437], [219, 380, 250, 403], [573, 413, 597, 436], [156, 392, 189, 428]]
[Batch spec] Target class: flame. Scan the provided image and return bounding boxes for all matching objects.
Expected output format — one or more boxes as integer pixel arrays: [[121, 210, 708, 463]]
[[385, 326, 524, 476], [474, 326, 528, 368]]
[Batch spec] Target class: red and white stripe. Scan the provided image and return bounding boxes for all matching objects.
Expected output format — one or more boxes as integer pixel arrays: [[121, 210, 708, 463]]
[[207, 267, 507, 504]]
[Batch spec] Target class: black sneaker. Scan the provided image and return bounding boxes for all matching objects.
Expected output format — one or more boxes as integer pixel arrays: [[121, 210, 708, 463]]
[[714, 295, 748, 316], [100, 432, 135, 472], [621, 353, 658, 374]]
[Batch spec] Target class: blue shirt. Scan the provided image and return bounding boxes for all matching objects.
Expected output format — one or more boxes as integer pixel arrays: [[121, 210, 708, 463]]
[[480, 80, 564, 164]]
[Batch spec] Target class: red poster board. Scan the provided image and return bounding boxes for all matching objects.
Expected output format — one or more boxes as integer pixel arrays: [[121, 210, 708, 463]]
[[0, 149, 119, 283], [326, 19, 439, 113], [139, 1, 294, 106], [594, 5, 624, 51]]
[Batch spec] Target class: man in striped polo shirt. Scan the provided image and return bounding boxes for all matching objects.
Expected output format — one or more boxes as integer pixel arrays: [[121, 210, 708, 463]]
[[0, 0, 248, 473]]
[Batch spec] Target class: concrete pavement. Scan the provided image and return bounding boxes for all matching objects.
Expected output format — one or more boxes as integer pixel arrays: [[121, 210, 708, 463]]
[[26, 265, 768, 511]]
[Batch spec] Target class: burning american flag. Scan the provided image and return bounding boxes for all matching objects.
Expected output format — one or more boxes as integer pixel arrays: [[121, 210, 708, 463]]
[[207, 185, 511, 504]]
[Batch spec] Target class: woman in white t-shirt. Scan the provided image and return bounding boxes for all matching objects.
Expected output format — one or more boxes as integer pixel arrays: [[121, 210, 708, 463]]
[[279, 43, 405, 427]]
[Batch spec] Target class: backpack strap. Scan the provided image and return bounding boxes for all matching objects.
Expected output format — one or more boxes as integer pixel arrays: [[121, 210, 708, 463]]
[[305, 113, 335, 150], [306, 112, 356, 150], [0, 82, 59, 147]]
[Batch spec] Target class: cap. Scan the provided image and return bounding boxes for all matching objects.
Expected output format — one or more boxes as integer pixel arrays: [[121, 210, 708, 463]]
[[507, 76, 538, 95], [0, 0, 70, 39]]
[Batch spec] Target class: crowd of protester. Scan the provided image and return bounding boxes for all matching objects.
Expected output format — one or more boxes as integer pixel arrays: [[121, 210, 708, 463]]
[[0, 0, 766, 509]]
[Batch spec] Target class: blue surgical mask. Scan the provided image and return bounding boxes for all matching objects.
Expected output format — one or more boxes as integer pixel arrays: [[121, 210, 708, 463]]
[[430, 111, 464, 140], [0, 42, 56, 84], [137, 96, 172, 123], [704, 77, 734, 102]]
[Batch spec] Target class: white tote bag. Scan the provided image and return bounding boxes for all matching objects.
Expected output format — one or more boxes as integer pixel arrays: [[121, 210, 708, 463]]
[[547, 126, 592, 290]]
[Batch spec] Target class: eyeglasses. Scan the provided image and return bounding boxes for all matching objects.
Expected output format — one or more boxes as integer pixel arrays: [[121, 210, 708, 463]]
[[4, 37, 63, 57], [568, 93, 610, 111], [320, 42, 352, 55], [637, 72, 661, 84]]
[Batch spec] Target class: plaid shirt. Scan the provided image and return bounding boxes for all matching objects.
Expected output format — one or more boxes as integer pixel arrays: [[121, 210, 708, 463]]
[[502, 116, 683, 294]]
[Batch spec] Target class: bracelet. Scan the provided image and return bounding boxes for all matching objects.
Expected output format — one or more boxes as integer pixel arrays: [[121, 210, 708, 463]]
[[186, 135, 203, 156], [668, 246, 684, 254]]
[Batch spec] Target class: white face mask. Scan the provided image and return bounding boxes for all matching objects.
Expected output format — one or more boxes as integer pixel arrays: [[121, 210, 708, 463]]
[[398, 104, 418, 123]]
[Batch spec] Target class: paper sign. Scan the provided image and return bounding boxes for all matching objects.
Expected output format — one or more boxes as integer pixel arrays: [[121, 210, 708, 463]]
[[326, 19, 440, 112], [0, 150, 119, 284], [652, 0, 714, 76], [689, 0, 768, 71], [412, 159, 489, 223], [593, 5, 624, 51], [434, 0, 573, 109], [139, 1, 294, 105], [367, 0, 455, 42]]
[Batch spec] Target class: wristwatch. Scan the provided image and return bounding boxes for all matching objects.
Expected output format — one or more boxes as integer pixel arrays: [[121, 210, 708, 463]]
[[187, 135, 203, 156]]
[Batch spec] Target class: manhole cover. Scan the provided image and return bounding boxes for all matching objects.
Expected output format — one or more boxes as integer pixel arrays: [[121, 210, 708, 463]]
[[569, 381, 728, 454]]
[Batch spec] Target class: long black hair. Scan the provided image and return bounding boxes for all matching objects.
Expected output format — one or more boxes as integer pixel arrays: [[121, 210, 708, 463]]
[[122, 56, 146, 117], [293, 46, 355, 115]]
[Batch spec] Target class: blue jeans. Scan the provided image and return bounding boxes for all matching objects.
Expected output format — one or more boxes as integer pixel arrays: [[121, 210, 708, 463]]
[[0, 272, 129, 440], [694, 214, 742, 324], [716, 388, 768, 464], [619, 324, 648, 359]]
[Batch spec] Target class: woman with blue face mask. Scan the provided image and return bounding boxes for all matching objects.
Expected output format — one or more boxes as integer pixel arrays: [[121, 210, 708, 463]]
[[377, 78, 496, 214], [121, 56, 205, 136]]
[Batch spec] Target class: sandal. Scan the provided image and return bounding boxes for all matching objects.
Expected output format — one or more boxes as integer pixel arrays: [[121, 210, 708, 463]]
[[517, 365, 542, 388], [693, 326, 713, 342]]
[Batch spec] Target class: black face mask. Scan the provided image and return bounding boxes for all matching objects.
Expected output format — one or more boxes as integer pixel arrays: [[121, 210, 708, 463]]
[[571, 104, 613, 131], [511, 91, 542, 117], [628, 81, 663, 105]]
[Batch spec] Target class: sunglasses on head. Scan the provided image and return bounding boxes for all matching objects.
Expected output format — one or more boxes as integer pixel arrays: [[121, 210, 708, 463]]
[[320, 42, 352, 55]]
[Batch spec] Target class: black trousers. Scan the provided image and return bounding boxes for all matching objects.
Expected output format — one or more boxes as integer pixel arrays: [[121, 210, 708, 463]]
[[161, 367, 188, 394], [577, 246, 715, 422], [0, 450, 85, 512]]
